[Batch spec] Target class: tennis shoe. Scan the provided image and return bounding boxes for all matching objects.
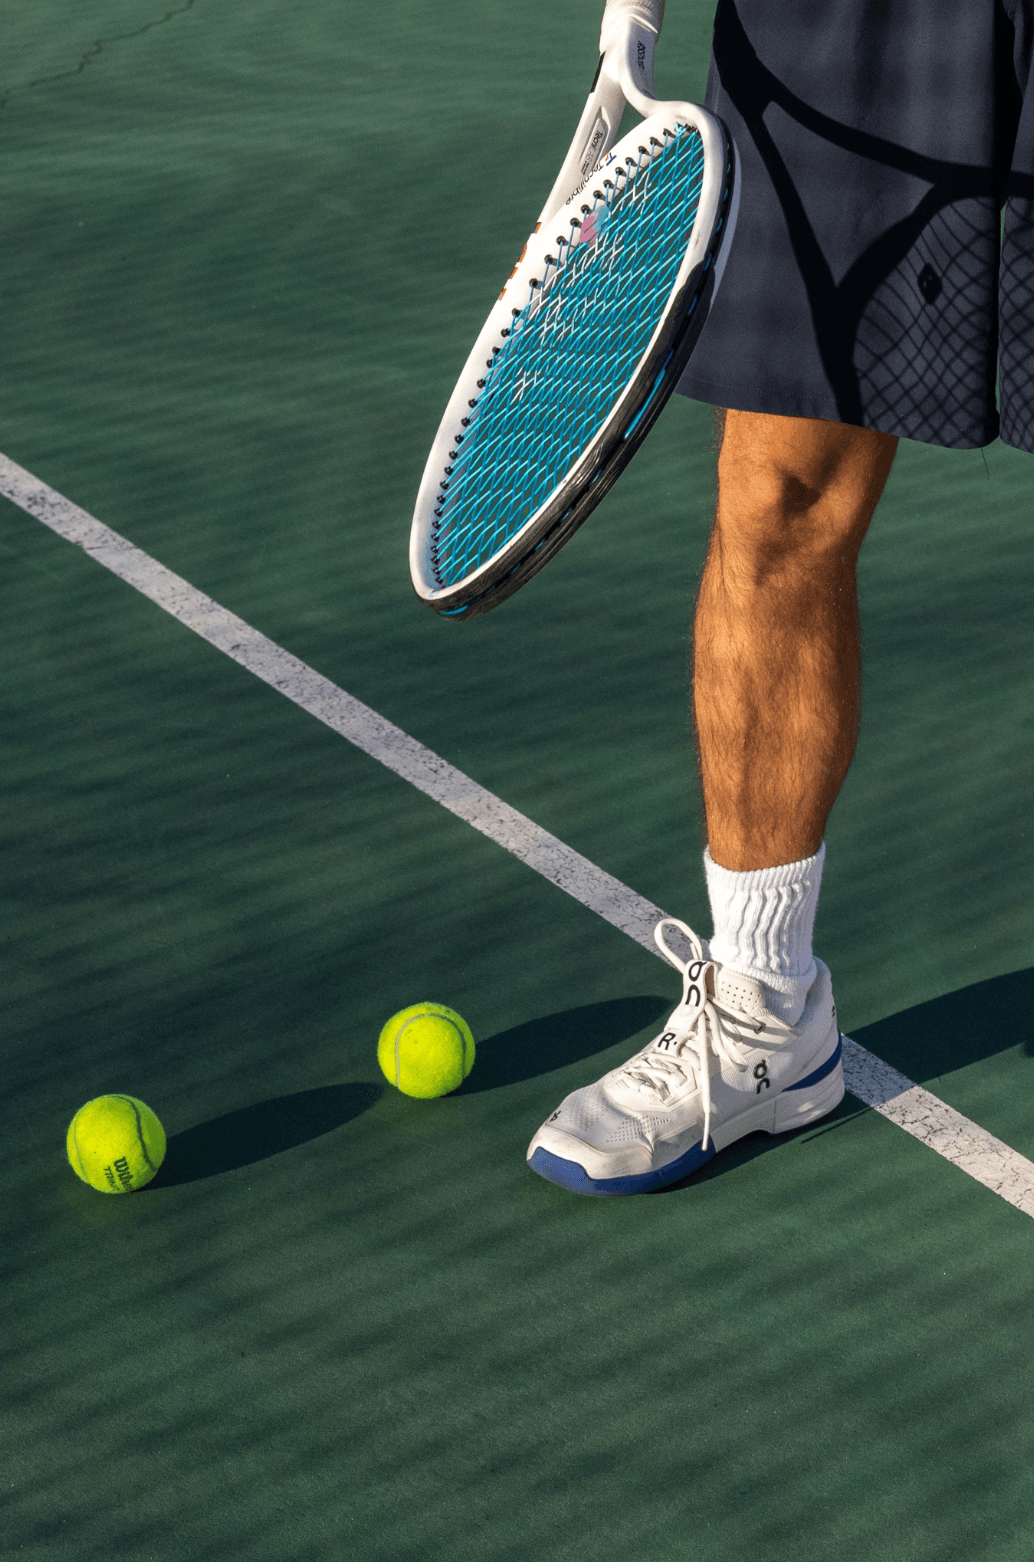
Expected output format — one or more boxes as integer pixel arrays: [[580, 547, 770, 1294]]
[[526, 919, 843, 1196]]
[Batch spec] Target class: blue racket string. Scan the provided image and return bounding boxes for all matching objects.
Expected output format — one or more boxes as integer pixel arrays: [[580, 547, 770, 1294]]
[[430, 123, 706, 588]]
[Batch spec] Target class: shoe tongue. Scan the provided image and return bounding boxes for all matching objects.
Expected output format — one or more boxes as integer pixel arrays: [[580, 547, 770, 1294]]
[[714, 965, 769, 1019]]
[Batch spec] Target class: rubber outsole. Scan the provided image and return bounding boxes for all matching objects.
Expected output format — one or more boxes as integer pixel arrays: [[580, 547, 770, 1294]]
[[527, 1035, 845, 1197]]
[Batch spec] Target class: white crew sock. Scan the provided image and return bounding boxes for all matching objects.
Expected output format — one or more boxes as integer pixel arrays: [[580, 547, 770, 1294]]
[[703, 842, 826, 1026]]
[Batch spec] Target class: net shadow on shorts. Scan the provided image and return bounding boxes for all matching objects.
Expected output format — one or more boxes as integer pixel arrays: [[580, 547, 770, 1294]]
[[679, 0, 1034, 454]]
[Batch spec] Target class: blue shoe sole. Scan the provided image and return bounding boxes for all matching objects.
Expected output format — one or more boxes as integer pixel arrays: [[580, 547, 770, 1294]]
[[527, 1035, 844, 1196]]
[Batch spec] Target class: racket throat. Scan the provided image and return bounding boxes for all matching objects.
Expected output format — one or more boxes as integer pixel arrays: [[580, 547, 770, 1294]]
[[538, 16, 663, 226], [537, 67, 626, 228]]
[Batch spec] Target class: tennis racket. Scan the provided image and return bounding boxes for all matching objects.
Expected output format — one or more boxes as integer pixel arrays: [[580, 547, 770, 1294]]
[[409, 0, 738, 619]]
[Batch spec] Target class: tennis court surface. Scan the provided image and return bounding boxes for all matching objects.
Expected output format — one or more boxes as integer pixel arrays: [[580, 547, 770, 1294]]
[[3, 4, 1034, 1559]]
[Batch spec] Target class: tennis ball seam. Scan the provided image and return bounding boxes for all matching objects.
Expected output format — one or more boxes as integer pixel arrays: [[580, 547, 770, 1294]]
[[393, 1013, 466, 1087], [111, 1093, 159, 1172], [68, 1119, 86, 1181]]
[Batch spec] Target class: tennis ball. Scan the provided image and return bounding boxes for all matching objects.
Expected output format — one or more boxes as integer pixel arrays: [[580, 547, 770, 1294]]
[[377, 1003, 475, 1099], [66, 1095, 167, 1194]]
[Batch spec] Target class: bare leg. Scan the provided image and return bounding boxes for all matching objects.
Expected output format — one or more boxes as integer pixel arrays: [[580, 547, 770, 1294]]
[[693, 409, 898, 872]]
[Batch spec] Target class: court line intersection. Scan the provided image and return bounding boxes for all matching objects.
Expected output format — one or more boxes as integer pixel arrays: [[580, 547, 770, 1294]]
[[3, 448, 1033, 1217]]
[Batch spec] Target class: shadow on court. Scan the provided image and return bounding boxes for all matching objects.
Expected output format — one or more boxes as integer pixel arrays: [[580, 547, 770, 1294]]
[[154, 1082, 381, 1187], [149, 970, 1034, 1189], [456, 994, 671, 1094], [851, 964, 1034, 1078], [148, 1000, 672, 1185]]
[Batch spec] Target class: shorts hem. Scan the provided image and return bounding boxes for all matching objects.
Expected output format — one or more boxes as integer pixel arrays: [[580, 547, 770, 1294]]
[[675, 374, 1000, 451]]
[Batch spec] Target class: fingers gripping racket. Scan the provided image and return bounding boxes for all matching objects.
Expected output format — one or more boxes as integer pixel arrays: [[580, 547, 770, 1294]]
[[409, 0, 738, 619]]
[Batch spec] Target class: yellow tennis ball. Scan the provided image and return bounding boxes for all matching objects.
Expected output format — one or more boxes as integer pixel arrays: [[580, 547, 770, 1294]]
[[377, 1003, 475, 1099], [66, 1095, 167, 1194]]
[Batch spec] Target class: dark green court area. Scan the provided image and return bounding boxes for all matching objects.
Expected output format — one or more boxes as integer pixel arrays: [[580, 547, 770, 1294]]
[[3, 4, 1034, 1559]]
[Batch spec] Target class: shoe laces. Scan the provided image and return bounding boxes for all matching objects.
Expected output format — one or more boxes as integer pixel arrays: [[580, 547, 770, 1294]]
[[614, 919, 793, 1152]]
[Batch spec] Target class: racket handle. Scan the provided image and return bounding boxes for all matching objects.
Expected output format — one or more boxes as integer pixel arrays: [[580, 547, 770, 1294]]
[[599, 0, 665, 56], [599, 0, 666, 119]]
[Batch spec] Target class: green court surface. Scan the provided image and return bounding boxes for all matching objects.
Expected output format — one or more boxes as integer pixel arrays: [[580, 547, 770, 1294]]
[[2, 4, 1034, 1559]]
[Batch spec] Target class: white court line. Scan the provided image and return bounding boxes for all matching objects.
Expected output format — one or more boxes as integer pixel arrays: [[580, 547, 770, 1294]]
[[3, 448, 1034, 1218]]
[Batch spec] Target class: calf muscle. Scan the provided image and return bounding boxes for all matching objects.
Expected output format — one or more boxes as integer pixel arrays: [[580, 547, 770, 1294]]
[[693, 410, 898, 872]]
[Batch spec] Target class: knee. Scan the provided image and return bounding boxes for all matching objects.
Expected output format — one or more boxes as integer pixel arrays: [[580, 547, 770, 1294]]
[[713, 410, 897, 573], [717, 471, 859, 570]]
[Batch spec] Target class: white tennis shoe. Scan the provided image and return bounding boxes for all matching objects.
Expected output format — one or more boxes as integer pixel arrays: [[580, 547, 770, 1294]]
[[526, 919, 844, 1196]]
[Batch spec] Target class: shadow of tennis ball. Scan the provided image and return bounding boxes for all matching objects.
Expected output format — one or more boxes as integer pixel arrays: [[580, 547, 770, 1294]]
[[153, 1081, 380, 1187], [457, 994, 670, 1093]]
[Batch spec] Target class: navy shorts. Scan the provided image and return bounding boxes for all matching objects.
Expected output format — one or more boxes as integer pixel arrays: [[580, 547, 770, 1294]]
[[677, 0, 1034, 451]]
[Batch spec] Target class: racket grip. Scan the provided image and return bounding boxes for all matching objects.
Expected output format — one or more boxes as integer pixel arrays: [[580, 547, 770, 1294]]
[[599, 0, 665, 56]]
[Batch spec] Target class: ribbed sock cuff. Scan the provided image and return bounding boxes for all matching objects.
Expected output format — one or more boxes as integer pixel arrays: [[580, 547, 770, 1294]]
[[703, 843, 826, 1021]]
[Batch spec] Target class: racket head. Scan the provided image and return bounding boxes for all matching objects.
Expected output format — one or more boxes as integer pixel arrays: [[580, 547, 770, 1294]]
[[410, 103, 736, 619]]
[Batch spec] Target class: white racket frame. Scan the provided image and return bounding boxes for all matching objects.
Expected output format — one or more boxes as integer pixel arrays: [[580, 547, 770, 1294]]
[[410, 3, 739, 614]]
